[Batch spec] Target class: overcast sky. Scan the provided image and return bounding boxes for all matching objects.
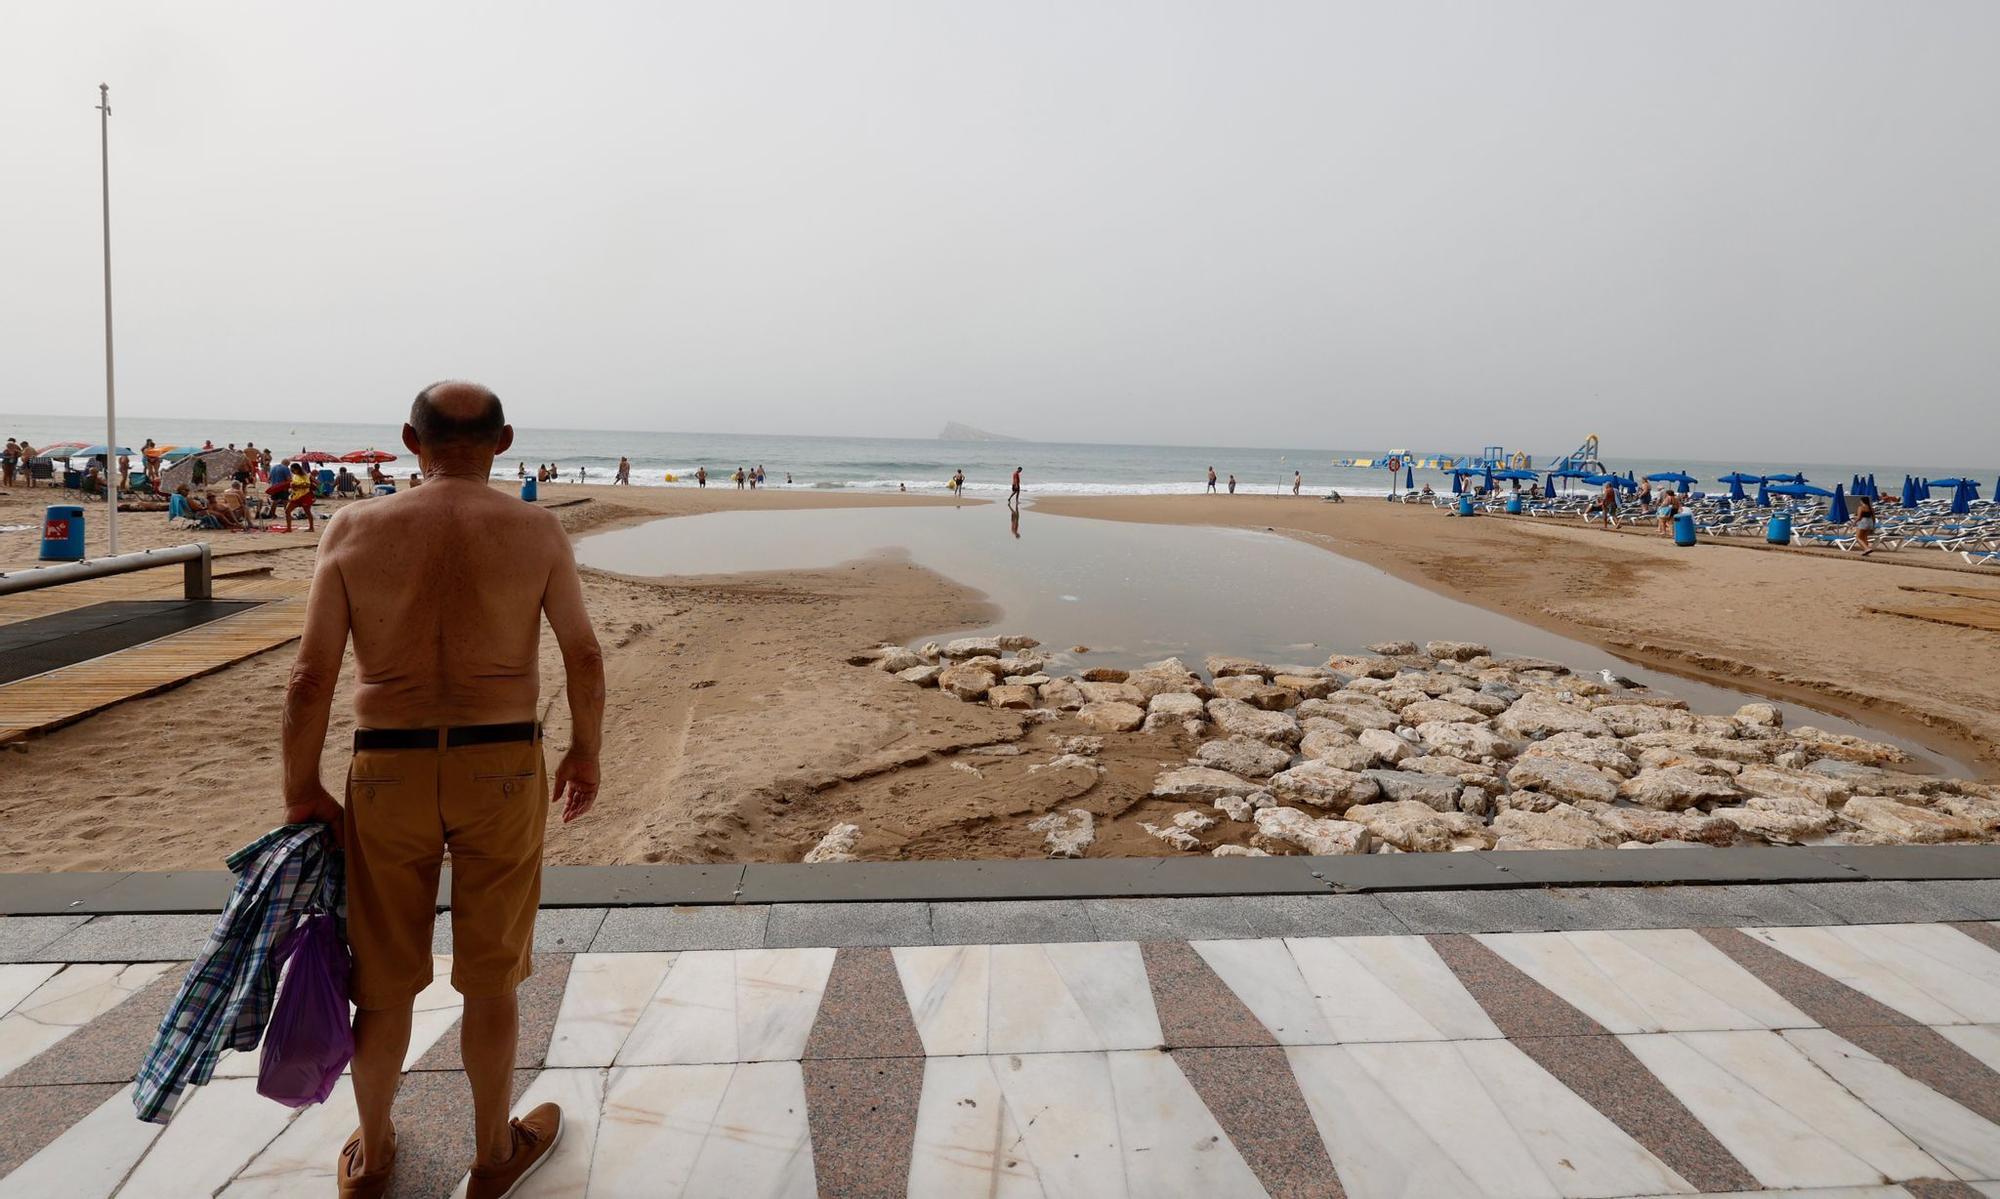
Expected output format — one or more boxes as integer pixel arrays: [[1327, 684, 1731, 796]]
[[4, 1, 1996, 462]]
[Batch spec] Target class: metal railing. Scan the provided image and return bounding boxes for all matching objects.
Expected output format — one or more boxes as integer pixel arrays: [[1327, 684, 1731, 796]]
[[0, 542, 211, 600]]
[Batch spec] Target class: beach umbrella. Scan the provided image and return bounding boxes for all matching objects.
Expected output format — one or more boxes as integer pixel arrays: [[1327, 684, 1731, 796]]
[[1765, 472, 1806, 484], [1827, 484, 1849, 524], [341, 449, 397, 463], [1901, 476, 1918, 507], [1451, 471, 1462, 494], [1644, 471, 1698, 485], [294, 450, 339, 463], [142, 444, 176, 459], [1544, 472, 1557, 494], [34, 440, 89, 457], [1767, 482, 1834, 498], [1950, 480, 1972, 516], [1755, 480, 1770, 507], [1482, 464, 1495, 493], [76, 444, 134, 458], [1404, 464, 1414, 489]]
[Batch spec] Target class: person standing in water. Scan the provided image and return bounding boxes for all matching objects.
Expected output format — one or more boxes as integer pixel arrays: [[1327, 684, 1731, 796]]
[[1206, 466, 1218, 494], [614, 457, 631, 485], [1009, 466, 1022, 509], [1227, 474, 1237, 494]]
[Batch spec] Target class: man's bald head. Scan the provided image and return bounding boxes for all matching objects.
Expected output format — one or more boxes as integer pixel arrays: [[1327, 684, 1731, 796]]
[[409, 381, 506, 448]]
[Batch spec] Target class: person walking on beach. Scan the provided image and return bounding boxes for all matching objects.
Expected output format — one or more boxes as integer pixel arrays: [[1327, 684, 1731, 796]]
[[1009, 466, 1022, 509], [615, 457, 631, 485], [1656, 489, 1681, 536], [2, 438, 18, 487], [1600, 480, 1620, 530], [1292, 470, 1302, 496], [282, 381, 604, 1199], [950, 469, 965, 498], [1206, 466, 1218, 494], [1855, 494, 1877, 555]]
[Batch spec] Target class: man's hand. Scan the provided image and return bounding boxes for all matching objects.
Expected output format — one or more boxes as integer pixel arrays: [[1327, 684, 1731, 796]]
[[284, 782, 345, 846], [552, 749, 600, 824]]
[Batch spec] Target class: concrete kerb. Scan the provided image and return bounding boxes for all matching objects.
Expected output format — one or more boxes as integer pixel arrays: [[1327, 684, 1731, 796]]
[[5, 845, 1994, 917]]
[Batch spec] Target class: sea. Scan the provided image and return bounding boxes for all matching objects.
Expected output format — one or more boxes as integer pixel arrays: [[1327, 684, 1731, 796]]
[[3, 413, 1992, 500]]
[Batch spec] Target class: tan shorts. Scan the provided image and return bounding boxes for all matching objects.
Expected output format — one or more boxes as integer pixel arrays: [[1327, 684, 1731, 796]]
[[344, 736, 547, 1009]]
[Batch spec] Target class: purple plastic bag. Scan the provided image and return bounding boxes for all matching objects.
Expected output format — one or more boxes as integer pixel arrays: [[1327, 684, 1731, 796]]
[[257, 912, 354, 1108]]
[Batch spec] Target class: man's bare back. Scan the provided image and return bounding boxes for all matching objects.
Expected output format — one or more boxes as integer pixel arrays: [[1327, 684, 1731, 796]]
[[322, 478, 573, 728]]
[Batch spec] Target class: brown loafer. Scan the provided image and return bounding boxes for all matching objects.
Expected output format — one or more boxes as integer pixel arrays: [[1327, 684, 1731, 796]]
[[467, 1102, 563, 1199], [337, 1127, 395, 1198]]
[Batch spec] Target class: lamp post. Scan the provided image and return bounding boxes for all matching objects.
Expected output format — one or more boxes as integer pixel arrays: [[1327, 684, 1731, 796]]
[[97, 83, 119, 555]]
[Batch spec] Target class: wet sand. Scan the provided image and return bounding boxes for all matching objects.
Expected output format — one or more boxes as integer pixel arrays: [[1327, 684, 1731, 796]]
[[1035, 494, 2000, 775]]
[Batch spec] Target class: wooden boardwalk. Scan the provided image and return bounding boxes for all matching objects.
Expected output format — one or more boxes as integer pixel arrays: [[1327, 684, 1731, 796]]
[[0, 577, 309, 743]]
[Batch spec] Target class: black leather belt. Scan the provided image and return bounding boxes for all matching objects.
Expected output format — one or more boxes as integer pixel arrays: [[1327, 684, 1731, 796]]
[[353, 721, 540, 751]]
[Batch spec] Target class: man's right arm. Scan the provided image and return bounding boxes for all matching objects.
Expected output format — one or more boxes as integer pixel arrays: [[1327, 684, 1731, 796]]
[[282, 516, 353, 833], [543, 523, 605, 823]]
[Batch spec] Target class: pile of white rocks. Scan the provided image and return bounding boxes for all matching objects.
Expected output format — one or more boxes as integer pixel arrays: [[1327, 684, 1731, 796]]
[[852, 635, 2000, 858]]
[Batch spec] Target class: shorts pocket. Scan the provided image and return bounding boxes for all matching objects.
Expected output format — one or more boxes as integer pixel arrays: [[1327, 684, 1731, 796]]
[[472, 770, 535, 782]]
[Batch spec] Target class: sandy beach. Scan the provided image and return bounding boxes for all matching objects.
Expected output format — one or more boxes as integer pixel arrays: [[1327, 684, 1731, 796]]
[[2, 481, 1997, 873]]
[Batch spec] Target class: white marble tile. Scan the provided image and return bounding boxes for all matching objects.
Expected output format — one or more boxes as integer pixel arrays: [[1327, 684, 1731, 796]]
[[1747, 926, 1980, 1026], [0, 1083, 163, 1199], [615, 949, 833, 1066], [1627, 1189, 1919, 1199], [1290, 934, 1500, 1042], [1482, 929, 1811, 1033], [118, 1075, 302, 1198], [545, 952, 677, 1067], [1972, 1182, 2000, 1198], [894, 945, 993, 1057], [1286, 1044, 1492, 1197], [447, 1067, 606, 1198], [1621, 1030, 1943, 1188], [1106, 1049, 1275, 1197], [0, 963, 61, 1020], [1781, 1027, 2000, 1182], [988, 942, 1160, 1056], [219, 1076, 360, 1197], [1191, 938, 1332, 1045], [1936, 1022, 2000, 1074], [587, 1061, 814, 1197], [984, 1050, 1126, 1197], [0, 962, 170, 1082], [404, 954, 467, 1070], [1824, 924, 2000, 1022], [906, 1055, 1045, 1197], [1295, 1039, 1692, 1197]]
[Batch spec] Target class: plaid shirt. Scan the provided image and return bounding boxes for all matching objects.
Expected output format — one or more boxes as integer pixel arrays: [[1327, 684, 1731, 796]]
[[133, 823, 343, 1123]]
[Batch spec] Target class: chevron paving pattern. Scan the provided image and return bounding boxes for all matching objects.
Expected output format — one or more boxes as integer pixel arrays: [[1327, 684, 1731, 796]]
[[0, 922, 1996, 1197]]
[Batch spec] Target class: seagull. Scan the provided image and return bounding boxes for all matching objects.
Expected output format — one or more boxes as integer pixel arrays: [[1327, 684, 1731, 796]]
[[1598, 668, 1642, 690]]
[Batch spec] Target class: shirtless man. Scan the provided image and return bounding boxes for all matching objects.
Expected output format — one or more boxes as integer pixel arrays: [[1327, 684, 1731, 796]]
[[282, 382, 605, 1199]]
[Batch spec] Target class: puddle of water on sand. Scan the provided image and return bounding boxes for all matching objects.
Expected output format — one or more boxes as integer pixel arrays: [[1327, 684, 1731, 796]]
[[578, 504, 1966, 774]]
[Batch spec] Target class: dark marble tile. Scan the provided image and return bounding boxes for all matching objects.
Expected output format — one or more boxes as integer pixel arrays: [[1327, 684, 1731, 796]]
[[1510, 1034, 1757, 1194], [1171, 1045, 1343, 1199], [0, 965, 183, 1087], [1948, 919, 2000, 955], [410, 953, 574, 1073], [1425, 934, 1600, 1038], [0, 1080, 122, 1177], [800, 1057, 923, 1199], [803, 946, 922, 1060], [1696, 927, 1919, 1028], [384, 1067, 536, 1199], [1140, 940, 1275, 1049], [1900, 1177, 1989, 1199]]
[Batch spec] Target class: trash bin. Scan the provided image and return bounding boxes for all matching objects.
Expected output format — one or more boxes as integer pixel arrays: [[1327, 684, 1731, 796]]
[[1766, 515, 1792, 545], [1504, 495, 1523, 514], [1674, 512, 1696, 546], [40, 505, 85, 561], [520, 478, 538, 503], [1456, 495, 1474, 517]]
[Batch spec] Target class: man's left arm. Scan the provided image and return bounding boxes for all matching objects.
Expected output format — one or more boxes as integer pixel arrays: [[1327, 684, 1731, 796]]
[[282, 519, 353, 832]]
